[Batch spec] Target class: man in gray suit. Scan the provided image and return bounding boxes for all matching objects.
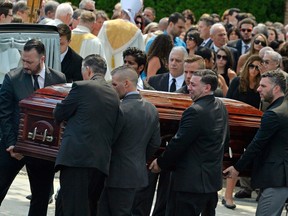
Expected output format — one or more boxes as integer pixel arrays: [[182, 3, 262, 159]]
[[98, 65, 161, 215], [0, 39, 66, 216], [54, 54, 120, 216]]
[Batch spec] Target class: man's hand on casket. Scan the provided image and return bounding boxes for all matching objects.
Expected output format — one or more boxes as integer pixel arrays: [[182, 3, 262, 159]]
[[149, 159, 161, 173], [6, 146, 24, 160]]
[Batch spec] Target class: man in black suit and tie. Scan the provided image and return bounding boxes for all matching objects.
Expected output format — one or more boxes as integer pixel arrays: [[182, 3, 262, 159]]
[[209, 23, 239, 71], [198, 16, 214, 48], [53, 54, 120, 216], [227, 18, 256, 58], [0, 39, 66, 216], [150, 69, 230, 216], [97, 65, 161, 215], [57, 23, 83, 82], [224, 71, 288, 216], [148, 46, 187, 92]]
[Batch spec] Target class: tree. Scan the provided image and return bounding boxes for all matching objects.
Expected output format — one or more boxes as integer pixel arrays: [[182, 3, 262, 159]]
[[64, 0, 285, 24]]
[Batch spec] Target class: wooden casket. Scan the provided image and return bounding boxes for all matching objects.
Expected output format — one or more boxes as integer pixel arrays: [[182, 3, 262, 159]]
[[15, 84, 263, 175]]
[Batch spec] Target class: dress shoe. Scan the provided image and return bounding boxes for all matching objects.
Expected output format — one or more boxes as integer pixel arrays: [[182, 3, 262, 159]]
[[234, 190, 251, 198], [222, 198, 236, 209], [25, 194, 53, 204]]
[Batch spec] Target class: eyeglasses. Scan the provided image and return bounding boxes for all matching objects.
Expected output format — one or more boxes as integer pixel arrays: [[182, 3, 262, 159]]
[[254, 39, 266, 46], [7, 14, 13, 17], [186, 35, 195, 41], [135, 21, 142, 25], [241, 28, 252, 33], [248, 64, 260, 71], [216, 54, 227, 60]]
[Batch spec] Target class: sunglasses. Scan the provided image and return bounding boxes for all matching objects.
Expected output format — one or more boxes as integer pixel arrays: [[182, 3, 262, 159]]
[[248, 64, 260, 71], [241, 28, 252, 33], [84, 9, 95, 12], [254, 39, 266, 46], [186, 35, 195, 41], [216, 54, 227, 60]]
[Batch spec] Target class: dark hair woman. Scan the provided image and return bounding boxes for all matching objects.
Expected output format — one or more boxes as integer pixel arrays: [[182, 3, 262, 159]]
[[184, 29, 203, 57], [214, 46, 236, 86], [145, 34, 173, 79]]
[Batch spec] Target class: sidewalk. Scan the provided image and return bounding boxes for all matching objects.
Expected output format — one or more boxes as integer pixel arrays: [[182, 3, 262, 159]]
[[0, 171, 287, 216]]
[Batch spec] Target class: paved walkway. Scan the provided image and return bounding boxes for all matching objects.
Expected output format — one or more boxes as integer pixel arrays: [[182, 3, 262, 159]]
[[0, 171, 287, 216]]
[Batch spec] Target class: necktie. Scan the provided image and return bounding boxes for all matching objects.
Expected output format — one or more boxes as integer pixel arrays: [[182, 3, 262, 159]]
[[170, 78, 176, 92], [244, 45, 249, 53], [33, 74, 40, 91]]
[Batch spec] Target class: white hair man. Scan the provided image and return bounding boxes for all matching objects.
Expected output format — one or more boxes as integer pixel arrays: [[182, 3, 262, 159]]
[[38, 0, 59, 24], [69, 11, 108, 79], [79, 0, 95, 12], [46, 2, 73, 26]]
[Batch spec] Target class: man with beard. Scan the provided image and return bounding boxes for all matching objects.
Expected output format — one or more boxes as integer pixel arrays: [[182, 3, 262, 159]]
[[227, 18, 256, 57], [150, 69, 229, 215], [224, 71, 288, 216], [0, 39, 66, 215]]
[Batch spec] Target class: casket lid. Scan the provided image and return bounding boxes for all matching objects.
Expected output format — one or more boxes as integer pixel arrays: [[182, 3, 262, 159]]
[[22, 84, 262, 128]]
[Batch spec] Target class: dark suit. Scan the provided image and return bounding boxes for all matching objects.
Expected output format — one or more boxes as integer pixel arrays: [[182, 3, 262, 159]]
[[0, 67, 66, 216], [98, 93, 161, 215], [61, 47, 83, 82], [234, 96, 288, 188], [54, 74, 120, 216], [157, 95, 229, 216], [234, 96, 288, 215], [137, 73, 183, 216], [148, 73, 185, 92], [227, 39, 244, 58], [200, 38, 213, 48]]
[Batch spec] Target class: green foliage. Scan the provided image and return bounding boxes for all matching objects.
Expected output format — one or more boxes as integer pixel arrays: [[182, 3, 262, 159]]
[[63, 0, 285, 24]]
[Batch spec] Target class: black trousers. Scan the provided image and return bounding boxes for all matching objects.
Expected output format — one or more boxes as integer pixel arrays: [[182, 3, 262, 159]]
[[131, 171, 171, 216], [0, 144, 55, 216], [166, 191, 218, 216], [98, 187, 137, 216], [56, 166, 105, 216]]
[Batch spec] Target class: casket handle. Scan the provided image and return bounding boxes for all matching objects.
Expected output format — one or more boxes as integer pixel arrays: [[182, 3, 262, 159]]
[[46, 136, 54, 142], [229, 147, 233, 158], [41, 129, 54, 142], [28, 127, 37, 140], [42, 129, 47, 142]]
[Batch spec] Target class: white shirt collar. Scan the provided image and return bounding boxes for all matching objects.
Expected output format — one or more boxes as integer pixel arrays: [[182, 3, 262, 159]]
[[72, 25, 91, 33], [33, 64, 46, 89], [169, 73, 184, 91], [137, 76, 144, 90], [60, 47, 69, 62]]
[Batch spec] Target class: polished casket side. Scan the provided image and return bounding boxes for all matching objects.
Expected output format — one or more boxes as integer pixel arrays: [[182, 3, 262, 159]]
[[15, 84, 263, 175]]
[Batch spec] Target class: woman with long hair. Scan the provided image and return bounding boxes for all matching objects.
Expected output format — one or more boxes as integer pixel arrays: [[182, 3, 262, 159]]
[[223, 55, 262, 209], [145, 34, 173, 80], [214, 46, 236, 87], [237, 33, 268, 73], [184, 29, 203, 57]]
